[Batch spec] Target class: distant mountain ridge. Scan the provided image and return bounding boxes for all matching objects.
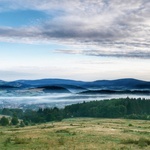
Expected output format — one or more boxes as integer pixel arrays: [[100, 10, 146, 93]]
[[85, 78, 150, 90], [0, 78, 150, 94]]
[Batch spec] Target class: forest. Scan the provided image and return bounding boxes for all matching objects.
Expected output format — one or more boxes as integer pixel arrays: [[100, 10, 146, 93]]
[[0, 97, 150, 126]]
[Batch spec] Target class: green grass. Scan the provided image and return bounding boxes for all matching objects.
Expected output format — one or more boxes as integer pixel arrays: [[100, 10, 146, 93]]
[[0, 118, 150, 150]]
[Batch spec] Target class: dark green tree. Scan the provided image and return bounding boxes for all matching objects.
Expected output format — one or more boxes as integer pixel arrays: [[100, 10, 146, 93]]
[[11, 117, 19, 125], [0, 116, 9, 126]]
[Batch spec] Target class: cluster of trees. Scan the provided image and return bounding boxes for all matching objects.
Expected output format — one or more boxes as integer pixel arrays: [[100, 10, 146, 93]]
[[0, 116, 19, 126], [0, 98, 149, 126], [0, 107, 63, 125], [64, 97, 150, 119], [22, 107, 63, 123]]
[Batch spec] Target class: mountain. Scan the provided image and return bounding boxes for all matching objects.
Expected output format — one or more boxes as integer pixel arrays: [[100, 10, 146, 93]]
[[16, 79, 85, 86], [83, 78, 150, 90], [0, 78, 150, 93]]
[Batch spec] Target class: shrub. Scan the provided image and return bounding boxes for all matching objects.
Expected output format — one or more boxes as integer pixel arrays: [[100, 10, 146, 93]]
[[128, 123, 133, 127]]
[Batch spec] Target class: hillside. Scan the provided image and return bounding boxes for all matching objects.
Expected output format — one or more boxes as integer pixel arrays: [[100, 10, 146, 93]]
[[0, 98, 150, 149], [35, 85, 71, 93], [0, 118, 150, 150], [1, 98, 150, 124]]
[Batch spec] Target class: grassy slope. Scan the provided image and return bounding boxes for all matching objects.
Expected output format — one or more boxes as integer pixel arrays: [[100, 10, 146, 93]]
[[0, 118, 150, 150]]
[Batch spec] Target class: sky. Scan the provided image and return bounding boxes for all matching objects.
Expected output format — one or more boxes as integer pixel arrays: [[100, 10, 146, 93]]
[[0, 0, 150, 81]]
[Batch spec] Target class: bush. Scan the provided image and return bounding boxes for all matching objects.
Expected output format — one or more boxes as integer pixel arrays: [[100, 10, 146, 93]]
[[128, 123, 133, 127]]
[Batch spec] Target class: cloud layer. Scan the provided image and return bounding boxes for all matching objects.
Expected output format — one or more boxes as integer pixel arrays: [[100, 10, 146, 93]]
[[0, 0, 149, 58]]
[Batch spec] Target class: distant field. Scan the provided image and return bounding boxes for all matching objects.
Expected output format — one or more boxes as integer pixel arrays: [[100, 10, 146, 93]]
[[0, 118, 150, 150]]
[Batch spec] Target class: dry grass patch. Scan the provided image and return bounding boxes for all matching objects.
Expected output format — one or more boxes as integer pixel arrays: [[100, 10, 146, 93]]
[[0, 118, 150, 150]]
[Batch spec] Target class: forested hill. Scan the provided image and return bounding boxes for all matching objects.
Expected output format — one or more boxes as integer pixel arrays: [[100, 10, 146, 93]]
[[64, 98, 150, 119], [0, 98, 150, 126]]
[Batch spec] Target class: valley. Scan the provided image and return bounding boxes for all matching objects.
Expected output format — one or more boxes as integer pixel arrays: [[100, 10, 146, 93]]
[[0, 78, 150, 109]]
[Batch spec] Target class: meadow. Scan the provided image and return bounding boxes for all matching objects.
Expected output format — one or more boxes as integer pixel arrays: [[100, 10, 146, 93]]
[[0, 118, 150, 150]]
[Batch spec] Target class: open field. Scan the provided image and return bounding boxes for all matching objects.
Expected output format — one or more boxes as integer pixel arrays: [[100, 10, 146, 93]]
[[0, 118, 150, 150]]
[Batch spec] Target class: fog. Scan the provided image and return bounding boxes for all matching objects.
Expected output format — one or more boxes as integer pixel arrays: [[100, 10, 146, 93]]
[[0, 93, 150, 109]]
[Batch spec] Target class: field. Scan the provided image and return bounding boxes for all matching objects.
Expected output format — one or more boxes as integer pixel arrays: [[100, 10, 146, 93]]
[[0, 118, 150, 150]]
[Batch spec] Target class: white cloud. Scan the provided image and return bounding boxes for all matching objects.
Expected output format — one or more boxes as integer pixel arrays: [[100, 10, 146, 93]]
[[0, 0, 149, 58]]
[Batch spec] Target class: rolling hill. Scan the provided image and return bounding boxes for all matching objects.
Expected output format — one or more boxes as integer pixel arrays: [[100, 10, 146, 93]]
[[0, 78, 150, 94]]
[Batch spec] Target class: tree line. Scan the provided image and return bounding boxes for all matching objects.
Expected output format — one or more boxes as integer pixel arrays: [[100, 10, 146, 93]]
[[0, 97, 150, 126]]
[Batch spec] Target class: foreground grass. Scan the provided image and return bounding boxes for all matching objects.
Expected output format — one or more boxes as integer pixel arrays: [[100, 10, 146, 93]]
[[0, 118, 150, 150]]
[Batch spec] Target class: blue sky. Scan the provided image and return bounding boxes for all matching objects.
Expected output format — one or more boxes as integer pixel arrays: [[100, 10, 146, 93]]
[[0, 0, 150, 81], [0, 10, 47, 27]]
